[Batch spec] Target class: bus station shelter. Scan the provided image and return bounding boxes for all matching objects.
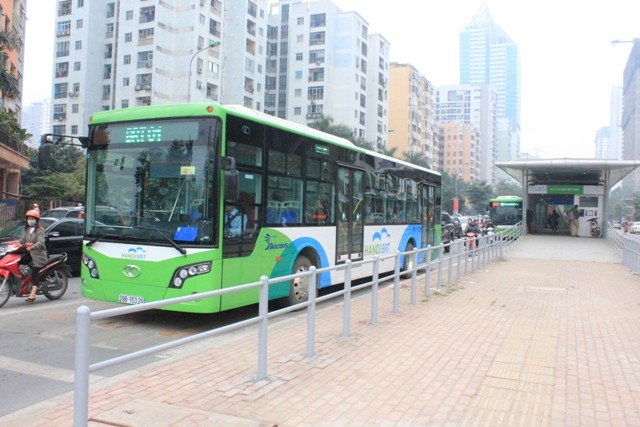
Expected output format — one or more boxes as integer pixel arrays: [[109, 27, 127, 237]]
[[495, 159, 640, 237]]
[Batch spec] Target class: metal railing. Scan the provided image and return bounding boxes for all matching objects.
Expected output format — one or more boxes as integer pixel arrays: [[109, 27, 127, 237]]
[[73, 227, 525, 426], [606, 223, 640, 274]]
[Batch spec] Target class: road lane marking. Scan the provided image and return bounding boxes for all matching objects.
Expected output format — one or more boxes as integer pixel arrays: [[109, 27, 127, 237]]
[[0, 355, 104, 383]]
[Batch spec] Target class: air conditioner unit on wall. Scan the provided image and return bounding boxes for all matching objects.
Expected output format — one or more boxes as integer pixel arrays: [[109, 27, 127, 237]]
[[144, 84, 151, 90], [145, 61, 152, 68], [135, 85, 142, 91]]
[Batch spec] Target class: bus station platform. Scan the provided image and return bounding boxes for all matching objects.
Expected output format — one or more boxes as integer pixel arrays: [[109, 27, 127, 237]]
[[4, 234, 640, 426]]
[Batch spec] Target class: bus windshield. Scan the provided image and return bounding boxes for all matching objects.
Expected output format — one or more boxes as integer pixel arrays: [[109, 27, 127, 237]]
[[488, 196, 523, 226], [84, 118, 220, 246]]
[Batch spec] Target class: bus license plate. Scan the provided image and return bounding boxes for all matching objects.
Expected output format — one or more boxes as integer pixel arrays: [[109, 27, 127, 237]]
[[119, 294, 145, 305]]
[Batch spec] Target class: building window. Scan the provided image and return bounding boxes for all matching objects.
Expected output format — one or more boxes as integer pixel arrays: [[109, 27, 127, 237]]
[[55, 62, 69, 78], [77, 0, 84, 7], [137, 51, 153, 68], [294, 107, 301, 115], [295, 70, 302, 79], [121, 99, 129, 108], [209, 19, 220, 37], [126, 10, 133, 20], [125, 32, 132, 42], [310, 13, 326, 28], [296, 35, 303, 43], [296, 52, 303, 61], [58, 1, 71, 16], [124, 55, 131, 65], [71, 125, 78, 134], [139, 28, 154, 40], [74, 61, 81, 71], [140, 6, 155, 23], [295, 89, 302, 97], [76, 19, 83, 29], [75, 40, 82, 50], [72, 104, 79, 113], [297, 17, 304, 25], [56, 41, 70, 57], [309, 31, 325, 46], [123, 77, 129, 86], [54, 83, 68, 98], [102, 85, 111, 101], [106, 3, 115, 18]]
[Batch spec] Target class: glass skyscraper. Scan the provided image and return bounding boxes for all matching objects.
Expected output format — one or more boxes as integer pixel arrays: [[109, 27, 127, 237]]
[[460, 4, 521, 162]]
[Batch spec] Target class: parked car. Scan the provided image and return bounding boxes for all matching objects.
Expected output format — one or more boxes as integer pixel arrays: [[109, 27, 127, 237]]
[[441, 212, 454, 252], [630, 221, 640, 234], [451, 217, 463, 238], [0, 217, 83, 274], [42, 205, 124, 225]]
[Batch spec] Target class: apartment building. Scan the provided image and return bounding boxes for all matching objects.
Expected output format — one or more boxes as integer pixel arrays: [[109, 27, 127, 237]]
[[51, 0, 267, 137], [438, 122, 481, 183], [388, 63, 438, 168], [435, 84, 496, 183], [0, 0, 29, 201], [266, 0, 389, 145]]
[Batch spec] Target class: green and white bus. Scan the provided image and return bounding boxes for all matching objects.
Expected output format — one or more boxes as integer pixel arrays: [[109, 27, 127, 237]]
[[68, 103, 443, 313], [488, 195, 523, 231]]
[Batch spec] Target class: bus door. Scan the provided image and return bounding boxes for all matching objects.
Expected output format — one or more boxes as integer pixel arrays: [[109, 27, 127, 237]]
[[336, 167, 364, 263]]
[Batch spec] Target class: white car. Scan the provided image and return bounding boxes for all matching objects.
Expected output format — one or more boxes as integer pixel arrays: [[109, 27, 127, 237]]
[[456, 216, 471, 233], [630, 222, 640, 234]]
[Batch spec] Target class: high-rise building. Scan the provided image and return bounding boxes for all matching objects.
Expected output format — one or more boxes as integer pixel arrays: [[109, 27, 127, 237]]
[[594, 127, 611, 159], [459, 4, 521, 165], [388, 63, 438, 168], [609, 85, 623, 160], [21, 99, 52, 149], [51, 0, 267, 137], [435, 84, 496, 182], [621, 39, 640, 196], [266, 0, 389, 145]]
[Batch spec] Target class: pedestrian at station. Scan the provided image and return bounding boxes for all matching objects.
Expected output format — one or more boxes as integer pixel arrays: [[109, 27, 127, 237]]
[[567, 204, 580, 237]]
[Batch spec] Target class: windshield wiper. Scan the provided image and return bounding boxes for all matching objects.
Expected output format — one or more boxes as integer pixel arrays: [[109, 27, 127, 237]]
[[86, 232, 122, 247], [132, 225, 187, 255]]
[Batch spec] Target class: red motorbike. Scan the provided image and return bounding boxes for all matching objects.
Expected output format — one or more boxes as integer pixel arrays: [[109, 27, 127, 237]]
[[0, 246, 71, 308]]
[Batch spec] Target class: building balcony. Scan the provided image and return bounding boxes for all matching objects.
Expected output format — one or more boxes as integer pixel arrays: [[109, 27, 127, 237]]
[[0, 128, 30, 170]]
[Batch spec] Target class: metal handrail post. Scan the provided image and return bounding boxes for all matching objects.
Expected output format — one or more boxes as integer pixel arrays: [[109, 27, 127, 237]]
[[410, 248, 418, 304], [257, 276, 270, 380], [306, 267, 317, 357], [371, 256, 379, 325], [342, 260, 352, 337], [393, 251, 401, 313], [447, 243, 453, 284], [424, 246, 432, 297], [74, 305, 91, 427], [436, 246, 444, 291], [456, 239, 463, 278]]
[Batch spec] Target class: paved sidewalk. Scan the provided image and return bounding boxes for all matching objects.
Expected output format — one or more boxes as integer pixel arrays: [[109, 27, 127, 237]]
[[3, 235, 640, 426]]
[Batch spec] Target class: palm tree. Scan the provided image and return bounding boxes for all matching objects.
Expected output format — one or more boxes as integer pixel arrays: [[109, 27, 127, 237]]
[[0, 29, 21, 102]]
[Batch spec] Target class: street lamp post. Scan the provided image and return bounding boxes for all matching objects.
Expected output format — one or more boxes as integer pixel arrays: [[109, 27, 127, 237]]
[[187, 40, 221, 102]]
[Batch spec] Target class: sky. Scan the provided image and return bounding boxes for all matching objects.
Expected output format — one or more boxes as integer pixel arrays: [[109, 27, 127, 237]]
[[23, 0, 640, 159]]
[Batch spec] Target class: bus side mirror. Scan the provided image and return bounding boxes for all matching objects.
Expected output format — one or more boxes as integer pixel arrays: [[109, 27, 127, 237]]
[[222, 157, 239, 203], [38, 143, 53, 169]]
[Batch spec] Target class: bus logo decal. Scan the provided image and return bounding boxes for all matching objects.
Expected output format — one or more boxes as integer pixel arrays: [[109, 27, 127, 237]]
[[123, 265, 141, 278], [264, 234, 288, 251], [364, 228, 391, 256], [122, 247, 147, 260]]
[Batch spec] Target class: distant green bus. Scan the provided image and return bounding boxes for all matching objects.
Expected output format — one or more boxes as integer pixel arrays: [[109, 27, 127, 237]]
[[488, 196, 523, 230], [72, 103, 443, 313]]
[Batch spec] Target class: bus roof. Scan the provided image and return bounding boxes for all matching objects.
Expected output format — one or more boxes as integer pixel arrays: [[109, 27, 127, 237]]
[[88, 102, 440, 177], [489, 195, 523, 201]]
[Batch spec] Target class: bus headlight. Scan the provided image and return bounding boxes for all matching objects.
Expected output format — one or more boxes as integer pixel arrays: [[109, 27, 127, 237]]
[[82, 254, 100, 279], [169, 262, 211, 288]]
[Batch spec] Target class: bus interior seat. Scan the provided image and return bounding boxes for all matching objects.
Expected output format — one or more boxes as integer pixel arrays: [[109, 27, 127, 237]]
[[279, 209, 298, 225]]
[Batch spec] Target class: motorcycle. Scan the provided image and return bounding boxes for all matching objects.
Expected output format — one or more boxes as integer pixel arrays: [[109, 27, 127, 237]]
[[0, 246, 71, 308], [464, 231, 479, 255], [587, 217, 600, 238], [483, 225, 496, 244]]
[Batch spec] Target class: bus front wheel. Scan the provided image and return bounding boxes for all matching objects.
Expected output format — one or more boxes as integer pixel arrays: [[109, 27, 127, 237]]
[[287, 255, 312, 306]]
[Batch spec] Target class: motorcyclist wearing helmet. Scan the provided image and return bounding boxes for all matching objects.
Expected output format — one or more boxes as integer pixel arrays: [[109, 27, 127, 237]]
[[466, 218, 482, 234], [19, 209, 47, 303]]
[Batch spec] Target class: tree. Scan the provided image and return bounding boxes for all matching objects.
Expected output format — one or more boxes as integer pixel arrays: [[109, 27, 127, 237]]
[[495, 179, 523, 197], [402, 151, 430, 169], [0, 29, 21, 102], [0, 109, 31, 144], [464, 181, 495, 214], [21, 145, 86, 200]]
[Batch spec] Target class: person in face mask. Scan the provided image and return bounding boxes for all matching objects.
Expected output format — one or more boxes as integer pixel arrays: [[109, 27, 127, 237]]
[[19, 209, 47, 303]]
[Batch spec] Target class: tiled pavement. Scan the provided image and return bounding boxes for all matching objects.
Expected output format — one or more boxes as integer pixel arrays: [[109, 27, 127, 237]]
[[3, 235, 640, 426]]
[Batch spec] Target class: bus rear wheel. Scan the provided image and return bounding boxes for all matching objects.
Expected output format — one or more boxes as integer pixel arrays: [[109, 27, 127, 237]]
[[401, 242, 415, 279], [286, 255, 312, 306]]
